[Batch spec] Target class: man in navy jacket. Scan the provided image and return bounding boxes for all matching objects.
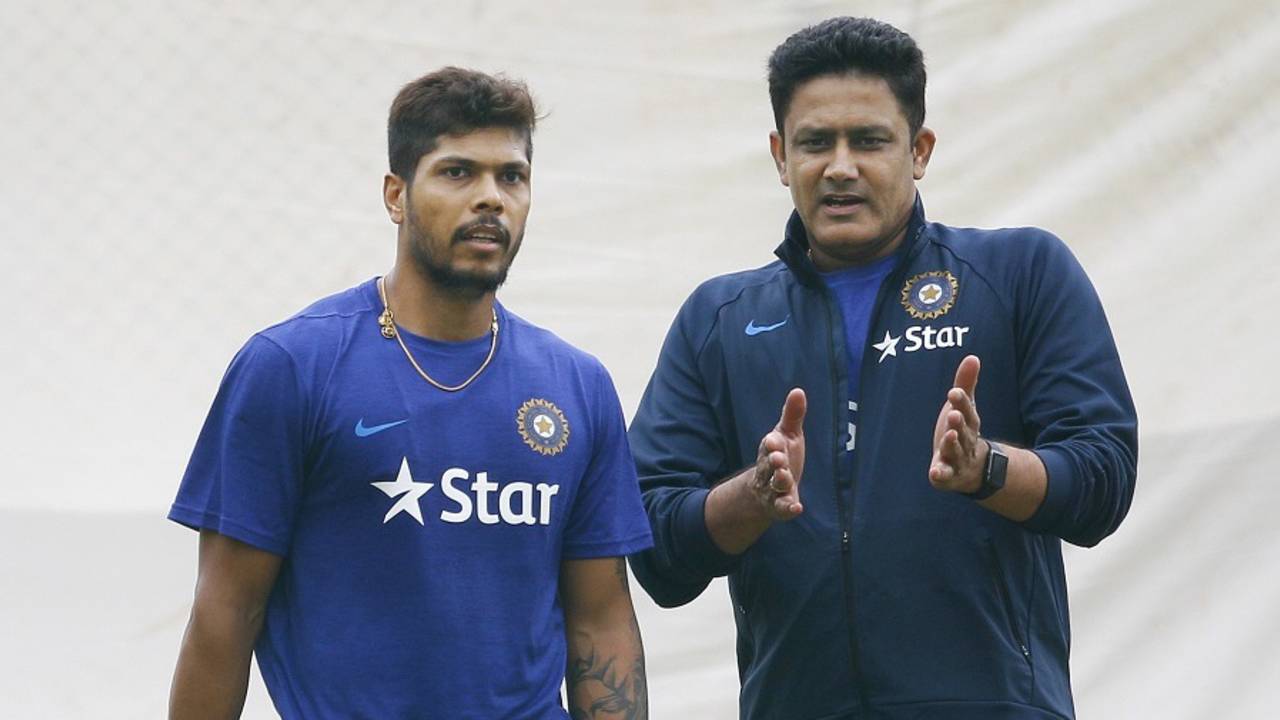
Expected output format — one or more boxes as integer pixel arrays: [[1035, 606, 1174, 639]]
[[628, 17, 1137, 720]]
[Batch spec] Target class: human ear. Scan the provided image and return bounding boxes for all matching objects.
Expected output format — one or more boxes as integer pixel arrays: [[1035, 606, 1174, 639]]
[[383, 174, 406, 224], [912, 127, 937, 180], [769, 130, 789, 187]]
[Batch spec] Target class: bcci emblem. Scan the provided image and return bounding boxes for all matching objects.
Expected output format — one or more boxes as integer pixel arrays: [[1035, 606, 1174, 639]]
[[901, 270, 959, 320], [517, 398, 570, 456]]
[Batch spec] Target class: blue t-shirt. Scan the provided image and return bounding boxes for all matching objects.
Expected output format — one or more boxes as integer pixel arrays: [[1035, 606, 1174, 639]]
[[169, 278, 653, 719], [821, 253, 898, 453]]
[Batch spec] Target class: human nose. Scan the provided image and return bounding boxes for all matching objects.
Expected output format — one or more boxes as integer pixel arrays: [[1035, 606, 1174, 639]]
[[823, 140, 858, 182], [471, 173, 504, 214]]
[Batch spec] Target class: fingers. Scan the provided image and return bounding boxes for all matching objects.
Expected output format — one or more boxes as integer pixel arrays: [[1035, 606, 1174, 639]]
[[944, 397, 979, 453], [772, 493, 803, 518], [768, 467, 793, 494], [947, 388, 979, 430], [761, 432, 786, 455], [777, 388, 807, 435], [754, 392, 806, 521], [767, 468, 803, 516], [754, 433, 803, 518], [952, 355, 980, 402], [939, 423, 967, 462]]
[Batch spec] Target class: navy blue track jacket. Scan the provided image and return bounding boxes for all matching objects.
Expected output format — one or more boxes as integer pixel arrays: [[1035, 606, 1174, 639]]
[[628, 198, 1138, 720]]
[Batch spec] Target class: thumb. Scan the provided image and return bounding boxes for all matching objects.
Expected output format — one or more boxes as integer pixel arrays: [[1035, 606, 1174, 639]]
[[953, 355, 980, 400], [778, 388, 807, 435]]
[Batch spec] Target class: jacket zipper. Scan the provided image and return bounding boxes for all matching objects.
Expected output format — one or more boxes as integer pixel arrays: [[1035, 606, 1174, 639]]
[[837, 223, 927, 709], [804, 218, 928, 712], [821, 289, 868, 713]]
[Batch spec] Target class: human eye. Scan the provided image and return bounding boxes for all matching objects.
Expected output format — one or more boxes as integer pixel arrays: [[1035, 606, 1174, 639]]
[[501, 168, 528, 184], [442, 165, 468, 179], [797, 135, 831, 150]]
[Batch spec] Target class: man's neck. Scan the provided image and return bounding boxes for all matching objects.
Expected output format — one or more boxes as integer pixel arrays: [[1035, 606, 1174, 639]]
[[383, 264, 495, 342]]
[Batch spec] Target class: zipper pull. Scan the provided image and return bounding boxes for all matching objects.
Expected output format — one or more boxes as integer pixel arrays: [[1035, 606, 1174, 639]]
[[841, 530, 850, 552]]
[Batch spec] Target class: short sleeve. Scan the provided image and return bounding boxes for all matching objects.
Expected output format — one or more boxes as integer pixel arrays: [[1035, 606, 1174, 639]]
[[167, 334, 308, 556], [560, 367, 654, 559]]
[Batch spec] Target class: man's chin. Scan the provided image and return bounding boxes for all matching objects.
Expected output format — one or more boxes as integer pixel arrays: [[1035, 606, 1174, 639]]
[[810, 230, 901, 268], [427, 265, 508, 297]]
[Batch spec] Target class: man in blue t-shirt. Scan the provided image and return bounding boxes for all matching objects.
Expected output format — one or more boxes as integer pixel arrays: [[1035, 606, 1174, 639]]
[[168, 67, 653, 719]]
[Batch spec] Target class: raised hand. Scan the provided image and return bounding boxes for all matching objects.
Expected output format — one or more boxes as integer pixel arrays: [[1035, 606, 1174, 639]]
[[750, 388, 807, 520], [929, 355, 987, 494]]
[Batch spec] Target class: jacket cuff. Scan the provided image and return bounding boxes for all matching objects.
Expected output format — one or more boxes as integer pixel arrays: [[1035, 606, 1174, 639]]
[[675, 487, 743, 577], [1022, 446, 1075, 535]]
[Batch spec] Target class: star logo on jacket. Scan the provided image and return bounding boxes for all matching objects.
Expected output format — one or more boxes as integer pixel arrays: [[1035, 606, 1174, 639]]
[[370, 457, 433, 524], [517, 398, 570, 456], [901, 270, 958, 320], [872, 331, 900, 363]]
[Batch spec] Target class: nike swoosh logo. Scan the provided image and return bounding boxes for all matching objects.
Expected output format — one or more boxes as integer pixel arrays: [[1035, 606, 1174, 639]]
[[354, 418, 408, 437], [745, 316, 789, 336]]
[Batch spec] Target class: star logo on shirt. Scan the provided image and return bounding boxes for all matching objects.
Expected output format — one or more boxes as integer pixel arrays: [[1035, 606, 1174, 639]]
[[534, 414, 555, 438], [872, 331, 901, 363], [370, 457, 434, 525], [900, 270, 958, 319], [517, 398, 570, 455]]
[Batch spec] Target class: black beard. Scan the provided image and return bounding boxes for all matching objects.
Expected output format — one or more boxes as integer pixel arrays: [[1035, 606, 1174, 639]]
[[405, 210, 520, 300]]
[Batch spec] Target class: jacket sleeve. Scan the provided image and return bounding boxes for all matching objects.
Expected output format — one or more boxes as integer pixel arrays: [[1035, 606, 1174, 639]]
[[627, 293, 743, 607], [1014, 232, 1139, 547]]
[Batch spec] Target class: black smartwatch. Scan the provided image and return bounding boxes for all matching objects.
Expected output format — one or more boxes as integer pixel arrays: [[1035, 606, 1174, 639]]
[[967, 440, 1008, 500]]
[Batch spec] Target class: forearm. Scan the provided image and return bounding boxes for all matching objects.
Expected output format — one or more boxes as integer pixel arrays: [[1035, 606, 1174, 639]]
[[562, 558, 648, 719], [565, 606, 647, 720], [704, 468, 773, 555], [169, 604, 263, 719], [977, 443, 1047, 522]]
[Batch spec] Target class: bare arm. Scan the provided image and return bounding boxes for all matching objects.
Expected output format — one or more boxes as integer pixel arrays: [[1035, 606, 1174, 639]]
[[704, 388, 807, 555], [169, 530, 283, 720], [561, 557, 647, 720]]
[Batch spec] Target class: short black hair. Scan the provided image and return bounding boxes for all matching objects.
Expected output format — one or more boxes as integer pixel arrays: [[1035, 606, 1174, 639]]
[[387, 67, 537, 182], [768, 17, 926, 137]]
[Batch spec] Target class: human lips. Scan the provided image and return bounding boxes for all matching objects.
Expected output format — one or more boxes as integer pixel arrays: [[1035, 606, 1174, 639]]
[[820, 192, 867, 216], [455, 220, 509, 248]]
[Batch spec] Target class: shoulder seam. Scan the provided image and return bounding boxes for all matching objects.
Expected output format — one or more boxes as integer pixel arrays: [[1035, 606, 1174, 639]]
[[259, 305, 375, 335], [931, 233, 1016, 320], [691, 264, 787, 362]]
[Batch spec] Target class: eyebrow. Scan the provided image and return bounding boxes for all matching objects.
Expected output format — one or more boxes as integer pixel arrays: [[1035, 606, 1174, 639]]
[[794, 123, 895, 136], [432, 156, 530, 171]]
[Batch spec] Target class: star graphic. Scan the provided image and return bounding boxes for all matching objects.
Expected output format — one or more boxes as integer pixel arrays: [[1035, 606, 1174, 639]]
[[370, 456, 433, 525], [872, 331, 900, 363], [534, 414, 555, 437], [920, 284, 942, 303]]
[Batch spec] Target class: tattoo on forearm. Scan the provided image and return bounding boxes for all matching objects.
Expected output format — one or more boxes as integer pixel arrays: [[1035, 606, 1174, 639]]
[[567, 559, 647, 719], [566, 646, 647, 720]]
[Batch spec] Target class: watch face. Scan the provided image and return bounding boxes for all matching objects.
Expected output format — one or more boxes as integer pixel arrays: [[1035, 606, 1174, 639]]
[[986, 443, 1008, 488], [970, 441, 1008, 500]]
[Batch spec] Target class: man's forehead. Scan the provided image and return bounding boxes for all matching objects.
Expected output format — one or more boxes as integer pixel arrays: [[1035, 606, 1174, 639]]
[[427, 127, 530, 163], [785, 73, 908, 133]]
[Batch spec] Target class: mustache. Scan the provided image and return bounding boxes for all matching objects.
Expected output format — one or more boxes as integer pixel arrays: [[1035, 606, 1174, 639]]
[[452, 217, 511, 246]]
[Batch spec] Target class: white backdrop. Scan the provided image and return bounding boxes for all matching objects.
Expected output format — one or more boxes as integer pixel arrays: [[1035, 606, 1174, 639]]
[[2, 0, 1277, 717]]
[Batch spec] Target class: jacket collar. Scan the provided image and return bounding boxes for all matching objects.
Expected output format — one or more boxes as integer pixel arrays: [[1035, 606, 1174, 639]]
[[774, 193, 930, 286]]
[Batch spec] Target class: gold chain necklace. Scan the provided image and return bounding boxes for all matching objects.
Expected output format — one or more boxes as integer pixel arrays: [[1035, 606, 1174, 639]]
[[376, 276, 499, 392]]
